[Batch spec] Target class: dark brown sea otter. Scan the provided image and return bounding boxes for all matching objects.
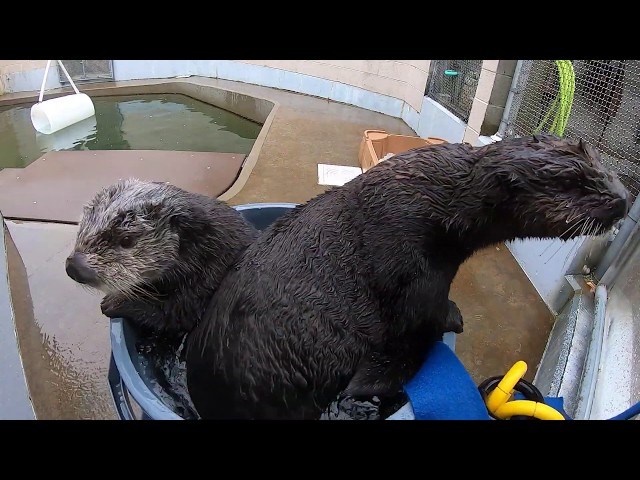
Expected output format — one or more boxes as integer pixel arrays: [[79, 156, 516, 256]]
[[65, 179, 259, 338], [184, 134, 630, 419]]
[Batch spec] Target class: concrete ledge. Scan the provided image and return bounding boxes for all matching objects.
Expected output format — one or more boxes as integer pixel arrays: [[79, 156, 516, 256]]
[[0, 151, 247, 223], [533, 275, 595, 418], [0, 214, 36, 419]]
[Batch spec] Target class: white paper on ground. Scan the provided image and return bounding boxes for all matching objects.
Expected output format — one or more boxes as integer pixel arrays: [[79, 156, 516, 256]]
[[317, 164, 363, 186]]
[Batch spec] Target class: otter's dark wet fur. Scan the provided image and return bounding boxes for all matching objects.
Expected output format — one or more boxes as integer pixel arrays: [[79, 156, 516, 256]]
[[185, 134, 629, 419], [67, 179, 258, 337]]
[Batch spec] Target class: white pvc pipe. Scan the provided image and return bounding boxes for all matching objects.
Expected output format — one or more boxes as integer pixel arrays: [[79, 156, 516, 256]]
[[30, 60, 95, 135], [30, 93, 95, 134]]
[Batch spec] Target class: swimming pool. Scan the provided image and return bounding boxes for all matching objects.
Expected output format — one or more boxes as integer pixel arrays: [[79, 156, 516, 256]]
[[0, 93, 262, 169]]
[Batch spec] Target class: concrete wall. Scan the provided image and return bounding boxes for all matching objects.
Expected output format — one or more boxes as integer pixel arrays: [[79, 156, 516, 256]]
[[409, 60, 507, 145], [239, 61, 430, 112], [0, 59, 506, 145], [461, 60, 501, 145], [0, 60, 59, 96], [0, 60, 48, 72], [413, 96, 467, 142], [1, 60, 491, 142], [0, 59, 428, 120], [412, 60, 510, 145], [480, 60, 518, 136], [108, 60, 431, 121]]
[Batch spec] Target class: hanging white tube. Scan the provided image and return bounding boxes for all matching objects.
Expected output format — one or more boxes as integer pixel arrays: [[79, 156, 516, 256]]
[[30, 60, 95, 135]]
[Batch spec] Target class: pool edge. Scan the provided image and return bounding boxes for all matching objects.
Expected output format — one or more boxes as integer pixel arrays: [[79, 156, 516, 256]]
[[0, 78, 281, 204]]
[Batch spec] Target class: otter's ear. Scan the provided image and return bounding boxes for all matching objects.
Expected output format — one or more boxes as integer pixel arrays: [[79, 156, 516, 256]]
[[577, 138, 588, 155], [578, 138, 598, 158], [503, 171, 521, 184], [162, 207, 186, 231], [492, 163, 523, 187], [118, 210, 138, 227], [168, 212, 182, 231], [140, 202, 164, 219], [578, 138, 592, 154]]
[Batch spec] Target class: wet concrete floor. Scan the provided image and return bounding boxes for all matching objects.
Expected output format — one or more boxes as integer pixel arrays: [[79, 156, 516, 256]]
[[6, 221, 116, 419], [5, 77, 554, 418]]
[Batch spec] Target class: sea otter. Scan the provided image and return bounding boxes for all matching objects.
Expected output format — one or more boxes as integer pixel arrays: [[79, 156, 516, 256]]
[[65, 179, 259, 338], [184, 134, 630, 419]]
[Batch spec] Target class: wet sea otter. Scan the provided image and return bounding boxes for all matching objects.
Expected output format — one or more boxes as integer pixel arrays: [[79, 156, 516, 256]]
[[184, 134, 630, 419], [65, 179, 259, 338], [65, 179, 410, 419]]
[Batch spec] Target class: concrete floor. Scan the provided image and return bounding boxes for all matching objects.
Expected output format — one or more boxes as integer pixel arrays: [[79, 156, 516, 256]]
[[452, 246, 554, 384], [4, 77, 554, 418], [7, 220, 116, 419]]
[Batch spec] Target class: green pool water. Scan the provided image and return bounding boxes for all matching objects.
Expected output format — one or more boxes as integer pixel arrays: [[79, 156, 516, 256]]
[[0, 93, 262, 169]]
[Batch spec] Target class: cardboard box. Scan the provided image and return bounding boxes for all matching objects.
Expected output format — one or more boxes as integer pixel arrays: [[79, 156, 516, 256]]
[[358, 129, 447, 171]]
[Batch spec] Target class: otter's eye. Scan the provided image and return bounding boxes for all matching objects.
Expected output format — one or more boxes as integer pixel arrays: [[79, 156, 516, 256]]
[[120, 236, 135, 249]]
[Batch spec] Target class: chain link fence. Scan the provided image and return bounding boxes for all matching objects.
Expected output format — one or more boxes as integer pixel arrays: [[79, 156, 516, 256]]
[[501, 60, 640, 199], [58, 60, 114, 84], [426, 60, 483, 123]]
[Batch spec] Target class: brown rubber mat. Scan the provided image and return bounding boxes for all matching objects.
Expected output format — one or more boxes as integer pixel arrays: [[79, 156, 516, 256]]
[[0, 150, 245, 223]]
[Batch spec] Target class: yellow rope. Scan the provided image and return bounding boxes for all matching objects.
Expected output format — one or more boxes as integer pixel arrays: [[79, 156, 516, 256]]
[[534, 60, 575, 136]]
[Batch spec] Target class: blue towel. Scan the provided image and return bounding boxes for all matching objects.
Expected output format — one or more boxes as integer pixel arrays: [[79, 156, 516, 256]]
[[403, 341, 492, 420], [402, 341, 570, 420]]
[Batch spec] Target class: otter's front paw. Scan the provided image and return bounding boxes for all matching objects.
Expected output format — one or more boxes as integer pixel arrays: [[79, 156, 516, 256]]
[[100, 295, 128, 319], [444, 300, 464, 334]]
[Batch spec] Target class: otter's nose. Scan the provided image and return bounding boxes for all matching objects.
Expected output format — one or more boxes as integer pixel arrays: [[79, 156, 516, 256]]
[[65, 253, 97, 285]]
